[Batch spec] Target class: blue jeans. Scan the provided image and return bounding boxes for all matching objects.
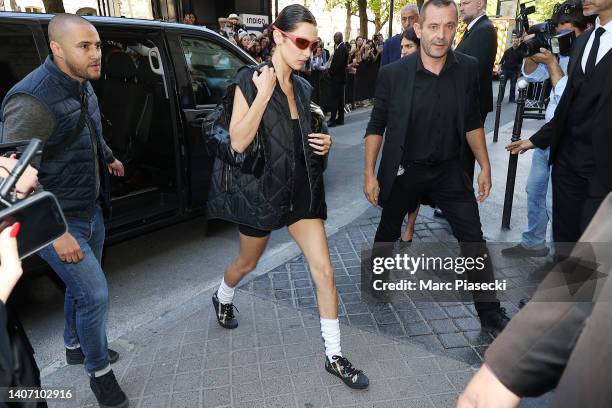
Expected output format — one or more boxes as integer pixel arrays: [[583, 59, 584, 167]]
[[38, 207, 109, 375], [522, 148, 553, 251]]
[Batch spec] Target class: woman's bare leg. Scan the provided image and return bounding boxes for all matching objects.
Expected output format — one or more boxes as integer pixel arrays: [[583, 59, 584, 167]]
[[223, 233, 269, 287], [288, 218, 369, 389], [287, 219, 337, 318]]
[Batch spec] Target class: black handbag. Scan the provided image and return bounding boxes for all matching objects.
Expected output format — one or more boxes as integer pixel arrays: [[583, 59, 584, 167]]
[[203, 65, 265, 177]]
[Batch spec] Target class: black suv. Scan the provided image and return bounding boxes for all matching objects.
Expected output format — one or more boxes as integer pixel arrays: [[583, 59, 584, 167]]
[[0, 13, 260, 244]]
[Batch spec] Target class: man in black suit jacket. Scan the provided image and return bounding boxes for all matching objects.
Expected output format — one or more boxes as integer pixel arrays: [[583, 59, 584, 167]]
[[327, 32, 349, 127], [363, 0, 509, 332], [508, 17, 612, 246], [456, 0, 497, 182]]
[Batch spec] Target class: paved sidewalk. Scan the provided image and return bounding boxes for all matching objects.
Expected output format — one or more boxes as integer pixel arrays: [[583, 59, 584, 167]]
[[42, 206, 553, 408], [40, 120, 554, 407]]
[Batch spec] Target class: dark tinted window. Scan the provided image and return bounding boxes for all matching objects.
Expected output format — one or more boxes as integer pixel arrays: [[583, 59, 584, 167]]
[[0, 24, 41, 101], [181, 37, 245, 106]]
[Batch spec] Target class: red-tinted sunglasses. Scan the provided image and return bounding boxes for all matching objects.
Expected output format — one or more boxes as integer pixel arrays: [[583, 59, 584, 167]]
[[272, 25, 320, 51]]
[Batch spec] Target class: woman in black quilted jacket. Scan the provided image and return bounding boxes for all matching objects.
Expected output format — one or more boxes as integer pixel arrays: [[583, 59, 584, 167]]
[[210, 4, 369, 390]]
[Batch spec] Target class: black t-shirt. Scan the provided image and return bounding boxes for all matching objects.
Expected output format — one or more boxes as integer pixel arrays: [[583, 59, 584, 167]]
[[500, 47, 523, 72], [403, 54, 482, 163]]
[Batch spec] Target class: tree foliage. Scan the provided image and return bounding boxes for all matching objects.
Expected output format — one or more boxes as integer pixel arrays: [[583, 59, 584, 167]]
[[531, 0, 565, 24], [325, 0, 417, 37]]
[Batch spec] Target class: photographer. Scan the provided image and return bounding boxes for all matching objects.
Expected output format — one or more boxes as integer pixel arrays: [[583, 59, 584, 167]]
[[507, 0, 611, 247], [0, 14, 127, 408], [502, 1, 592, 264]]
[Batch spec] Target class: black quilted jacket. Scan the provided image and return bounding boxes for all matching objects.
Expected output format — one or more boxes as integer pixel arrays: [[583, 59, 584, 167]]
[[206, 65, 327, 231]]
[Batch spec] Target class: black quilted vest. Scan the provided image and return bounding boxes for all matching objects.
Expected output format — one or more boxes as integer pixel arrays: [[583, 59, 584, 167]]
[[207, 65, 327, 230], [1, 56, 110, 219]]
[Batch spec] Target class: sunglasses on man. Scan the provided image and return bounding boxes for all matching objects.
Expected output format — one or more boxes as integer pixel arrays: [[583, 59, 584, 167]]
[[272, 25, 320, 51]]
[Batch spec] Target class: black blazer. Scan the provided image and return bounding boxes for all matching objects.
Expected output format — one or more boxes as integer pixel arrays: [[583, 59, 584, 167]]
[[455, 15, 497, 115], [365, 51, 482, 205], [328, 42, 349, 84], [530, 28, 612, 190]]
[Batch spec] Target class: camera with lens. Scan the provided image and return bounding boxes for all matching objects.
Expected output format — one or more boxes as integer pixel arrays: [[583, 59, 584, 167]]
[[519, 20, 576, 57]]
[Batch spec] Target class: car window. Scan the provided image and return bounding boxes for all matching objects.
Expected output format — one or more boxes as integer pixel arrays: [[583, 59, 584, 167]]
[[181, 37, 245, 106], [0, 24, 41, 101]]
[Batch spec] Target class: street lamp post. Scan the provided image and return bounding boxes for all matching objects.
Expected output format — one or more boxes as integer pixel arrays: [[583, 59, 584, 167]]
[[493, 73, 508, 142], [501, 79, 528, 230]]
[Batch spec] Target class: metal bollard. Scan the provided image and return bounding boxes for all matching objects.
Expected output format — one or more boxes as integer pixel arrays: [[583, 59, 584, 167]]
[[493, 73, 507, 143], [501, 79, 528, 230]]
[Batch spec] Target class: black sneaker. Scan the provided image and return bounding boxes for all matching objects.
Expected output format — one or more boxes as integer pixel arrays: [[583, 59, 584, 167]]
[[501, 244, 549, 258], [325, 355, 369, 389], [66, 347, 120, 365], [90, 370, 128, 408], [212, 291, 238, 329], [433, 209, 445, 219], [479, 307, 510, 334]]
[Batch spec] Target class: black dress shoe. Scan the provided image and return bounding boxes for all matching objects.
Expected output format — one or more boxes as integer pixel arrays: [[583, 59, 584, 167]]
[[479, 307, 510, 334], [66, 347, 120, 365], [327, 120, 338, 127], [501, 244, 549, 258]]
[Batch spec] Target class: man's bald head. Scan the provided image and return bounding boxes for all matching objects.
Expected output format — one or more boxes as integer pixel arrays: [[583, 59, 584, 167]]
[[48, 13, 94, 44], [48, 14, 102, 83]]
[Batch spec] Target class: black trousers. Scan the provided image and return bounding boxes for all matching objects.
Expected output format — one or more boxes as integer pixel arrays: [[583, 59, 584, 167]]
[[552, 162, 609, 244], [460, 111, 488, 185], [329, 81, 345, 123], [502, 70, 518, 102], [373, 159, 500, 315]]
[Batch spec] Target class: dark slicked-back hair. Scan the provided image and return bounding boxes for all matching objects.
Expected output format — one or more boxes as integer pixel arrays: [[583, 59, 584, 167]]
[[48, 13, 94, 43], [271, 4, 316, 45], [420, 0, 459, 22]]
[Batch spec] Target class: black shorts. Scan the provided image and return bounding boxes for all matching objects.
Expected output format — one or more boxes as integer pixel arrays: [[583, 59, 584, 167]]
[[238, 213, 320, 237], [239, 158, 319, 237]]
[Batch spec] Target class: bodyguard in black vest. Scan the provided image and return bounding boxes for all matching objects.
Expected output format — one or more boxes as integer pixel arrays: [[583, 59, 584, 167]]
[[508, 7, 612, 246], [364, 0, 509, 332], [0, 14, 128, 408]]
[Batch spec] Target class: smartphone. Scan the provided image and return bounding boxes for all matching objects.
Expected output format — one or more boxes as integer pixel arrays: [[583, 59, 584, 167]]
[[0, 192, 67, 259]]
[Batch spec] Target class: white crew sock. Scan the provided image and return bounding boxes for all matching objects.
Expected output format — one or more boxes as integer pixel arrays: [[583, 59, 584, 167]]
[[217, 278, 235, 304], [320, 317, 342, 361]]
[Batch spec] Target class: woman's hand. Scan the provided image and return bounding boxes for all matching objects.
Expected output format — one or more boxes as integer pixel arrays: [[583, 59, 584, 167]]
[[308, 133, 332, 156], [0, 223, 22, 304], [252, 66, 277, 101]]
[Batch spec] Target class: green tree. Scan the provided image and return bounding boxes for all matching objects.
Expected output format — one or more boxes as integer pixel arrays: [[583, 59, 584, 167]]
[[325, 0, 359, 40], [532, 0, 565, 24], [42, 0, 65, 13]]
